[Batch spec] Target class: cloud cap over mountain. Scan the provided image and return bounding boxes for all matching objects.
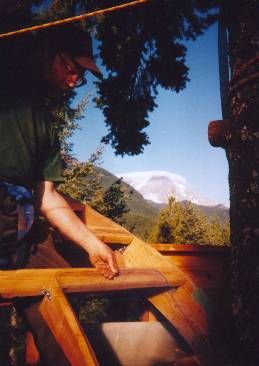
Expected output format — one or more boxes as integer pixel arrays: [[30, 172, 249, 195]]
[[116, 170, 217, 206]]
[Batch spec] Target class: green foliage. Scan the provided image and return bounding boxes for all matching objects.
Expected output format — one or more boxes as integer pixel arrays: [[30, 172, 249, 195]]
[[94, 0, 218, 155], [93, 178, 130, 223], [58, 150, 130, 223], [78, 294, 145, 324], [206, 217, 230, 246], [93, 166, 230, 243], [97, 167, 159, 219], [53, 96, 89, 155], [149, 197, 183, 243], [58, 147, 104, 202], [150, 197, 230, 245], [12, 0, 219, 156], [53, 93, 131, 225], [178, 201, 211, 244], [123, 211, 156, 241], [78, 296, 111, 324]]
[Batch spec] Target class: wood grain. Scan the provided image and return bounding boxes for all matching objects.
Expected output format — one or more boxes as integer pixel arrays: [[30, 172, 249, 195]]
[[39, 283, 99, 366], [0, 267, 180, 298]]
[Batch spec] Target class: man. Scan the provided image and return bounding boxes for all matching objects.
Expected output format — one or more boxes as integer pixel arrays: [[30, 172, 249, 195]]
[[0, 25, 118, 365]]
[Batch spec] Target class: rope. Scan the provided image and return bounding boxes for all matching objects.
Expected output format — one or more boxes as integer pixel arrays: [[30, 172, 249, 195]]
[[0, 0, 151, 39]]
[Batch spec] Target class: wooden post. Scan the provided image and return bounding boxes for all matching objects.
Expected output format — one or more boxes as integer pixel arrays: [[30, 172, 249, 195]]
[[39, 283, 99, 366]]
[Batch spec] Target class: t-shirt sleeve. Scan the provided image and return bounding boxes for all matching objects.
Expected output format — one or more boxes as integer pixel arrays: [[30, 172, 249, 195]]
[[42, 131, 64, 183], [41, 113, 64, 183]]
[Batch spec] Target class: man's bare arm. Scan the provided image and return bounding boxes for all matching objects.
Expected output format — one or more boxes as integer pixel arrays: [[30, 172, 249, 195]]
[[35, 181, 119, 279]]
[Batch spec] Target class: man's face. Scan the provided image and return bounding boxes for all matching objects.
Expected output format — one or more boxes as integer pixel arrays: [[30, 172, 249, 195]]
[[47, 52, 87, 90]]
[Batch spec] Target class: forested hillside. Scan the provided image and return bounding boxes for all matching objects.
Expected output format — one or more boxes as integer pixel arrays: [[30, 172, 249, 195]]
[[93, 167, 230, 244]]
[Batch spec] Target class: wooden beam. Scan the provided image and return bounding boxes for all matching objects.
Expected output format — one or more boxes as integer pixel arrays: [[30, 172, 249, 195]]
[[151, 244, 230, 254], [39, 283, 99, 366], [83, 205, 134, 245], [88, 229, 133, 244], [0, 267, 181, 298]]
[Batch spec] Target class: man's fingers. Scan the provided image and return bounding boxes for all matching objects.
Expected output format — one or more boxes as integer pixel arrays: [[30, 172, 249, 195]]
[[89, 251, 119, 279], [108, 253, 119, 275], [98, 266, 115, 279]]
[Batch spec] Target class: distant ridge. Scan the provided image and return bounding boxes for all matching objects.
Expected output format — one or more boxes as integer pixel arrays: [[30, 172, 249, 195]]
[[96, 167, 159, 219], [95, 167, 229, 223]]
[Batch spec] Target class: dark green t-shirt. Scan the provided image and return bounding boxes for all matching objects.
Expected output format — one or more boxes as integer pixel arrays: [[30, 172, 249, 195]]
[[0, 97, 64, 188]]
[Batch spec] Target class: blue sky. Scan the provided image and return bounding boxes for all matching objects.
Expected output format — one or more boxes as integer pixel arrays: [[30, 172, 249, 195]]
[[72, 23, 229, 207]]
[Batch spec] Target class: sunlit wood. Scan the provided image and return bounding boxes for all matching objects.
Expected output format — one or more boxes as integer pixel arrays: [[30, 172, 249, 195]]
[[0, 268, 178, 298], [0, 204, 227, 365], [39, 284, 99, 366]]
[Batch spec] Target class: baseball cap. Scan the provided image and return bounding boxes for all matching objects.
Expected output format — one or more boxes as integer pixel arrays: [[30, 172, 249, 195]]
[[50, 26, 102, 79]]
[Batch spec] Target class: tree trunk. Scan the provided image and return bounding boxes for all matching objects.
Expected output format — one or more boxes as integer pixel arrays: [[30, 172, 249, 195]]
[[225, 0, 259, 364]]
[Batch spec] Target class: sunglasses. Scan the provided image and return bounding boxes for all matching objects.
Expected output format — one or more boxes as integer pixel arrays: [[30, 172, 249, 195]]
[[59, 53, 87, 88]]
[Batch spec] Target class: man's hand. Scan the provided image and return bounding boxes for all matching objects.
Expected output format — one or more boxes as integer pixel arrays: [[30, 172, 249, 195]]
[[89, 242, 119, 279], [36, 181, 119, 280]]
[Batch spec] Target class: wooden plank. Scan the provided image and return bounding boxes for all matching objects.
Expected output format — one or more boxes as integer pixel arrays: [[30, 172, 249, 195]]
[[163, 256, 226, 271], [0, 268, 183, 298], [89, 226, 130, 233], [39, 283, 99, 366], [89, 231, 133, 245], [59, 268, 184, 292], [122, 238, 218, 363], [82, 206, 134, 244], [150, 245, 229, 301], [151, 244, 230, 255], [83, 206, 132, 234]]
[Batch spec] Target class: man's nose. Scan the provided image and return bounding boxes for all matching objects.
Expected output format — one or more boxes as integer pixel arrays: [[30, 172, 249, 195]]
[[70, 73, 80, 81], [67, 74, 79, 88]]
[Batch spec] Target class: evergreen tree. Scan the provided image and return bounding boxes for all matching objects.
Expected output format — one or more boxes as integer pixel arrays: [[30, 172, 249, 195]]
[[150, 197, 230, 245], [206, 217, 230, 246], [123, 211, 156, 241], [149, 196, 183, 243], [92, 178, 130, 223], [58, 148, 104, 203], [179, 202, 210, 244], [95, 0, 218, 155], [221, 220, 230, 246], [10, 0, 218, 156]]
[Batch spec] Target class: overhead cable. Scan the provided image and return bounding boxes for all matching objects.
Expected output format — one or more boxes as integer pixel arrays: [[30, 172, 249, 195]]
[[0, 0, 151, 39]]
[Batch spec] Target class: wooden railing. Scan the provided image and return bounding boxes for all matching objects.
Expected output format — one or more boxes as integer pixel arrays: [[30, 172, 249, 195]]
[[0, 204, 229, 365]]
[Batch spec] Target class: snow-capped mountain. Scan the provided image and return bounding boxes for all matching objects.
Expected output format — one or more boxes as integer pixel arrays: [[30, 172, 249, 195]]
[[116, 170, 216, 206]]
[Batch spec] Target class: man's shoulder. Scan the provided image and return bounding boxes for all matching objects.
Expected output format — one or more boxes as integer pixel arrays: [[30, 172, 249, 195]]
[[3, 96, 53, 119], [0, 96, 55, 136], [0, 96, 32, 114]]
